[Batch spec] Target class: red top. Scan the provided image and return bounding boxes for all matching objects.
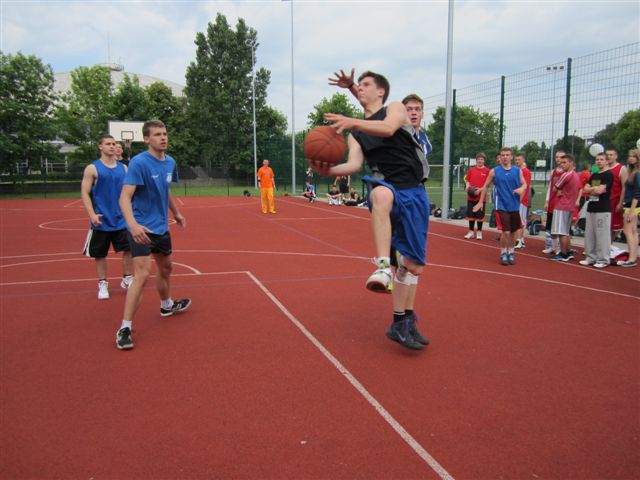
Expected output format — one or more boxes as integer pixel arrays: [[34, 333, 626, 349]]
[[547, 168, 563, 211], [609, 163, 623, 203], [520, 167, 532, 207], [466, 166, 489, 202], [554, 170, 581, 211], [578, 170, 591, 197]]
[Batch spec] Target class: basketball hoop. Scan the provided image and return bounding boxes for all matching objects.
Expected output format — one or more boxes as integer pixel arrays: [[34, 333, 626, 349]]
[[122, 131, 134, 151]]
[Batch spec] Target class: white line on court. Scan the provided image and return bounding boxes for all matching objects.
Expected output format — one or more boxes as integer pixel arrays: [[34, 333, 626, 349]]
[[244, 270, 454, 480], [38, 217, 87, 231], [63, 199, 82, 208], [0, 258, 202, 276]]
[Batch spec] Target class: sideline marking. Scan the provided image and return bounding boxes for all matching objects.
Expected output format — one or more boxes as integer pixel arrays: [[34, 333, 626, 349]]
[[245, 270, 454, 480], [0, 258, 202, 276], [63, 199, 82, 208], [38, 218, 177, 231]]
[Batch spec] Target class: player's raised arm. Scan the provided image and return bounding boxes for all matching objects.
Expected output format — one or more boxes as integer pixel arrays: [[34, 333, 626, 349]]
[[328, 68, 358, 100], [324, 101, 408, 136]]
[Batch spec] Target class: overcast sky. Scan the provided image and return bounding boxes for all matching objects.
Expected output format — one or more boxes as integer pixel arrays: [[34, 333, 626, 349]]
[[2, 0, 638, 133]]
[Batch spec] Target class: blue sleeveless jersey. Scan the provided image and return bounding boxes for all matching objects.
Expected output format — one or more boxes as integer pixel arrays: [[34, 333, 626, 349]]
[[493, 165, 521, 212], [90, 159, 127, 231]]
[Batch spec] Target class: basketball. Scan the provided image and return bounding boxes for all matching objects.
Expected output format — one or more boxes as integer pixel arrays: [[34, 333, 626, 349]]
[[304, 126, 347, 166]]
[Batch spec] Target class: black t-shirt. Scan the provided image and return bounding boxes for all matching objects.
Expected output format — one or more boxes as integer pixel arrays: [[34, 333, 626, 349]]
[[351, 107, 423, 188], [586, 170, 614, 213]]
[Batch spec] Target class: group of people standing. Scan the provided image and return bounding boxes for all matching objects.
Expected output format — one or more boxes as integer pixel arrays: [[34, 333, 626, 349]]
[[81, 120, 191, 351], [463, 145, 639, 268]]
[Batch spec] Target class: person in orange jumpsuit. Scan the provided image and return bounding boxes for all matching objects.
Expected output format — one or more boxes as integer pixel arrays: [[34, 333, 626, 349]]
[[257, 159, 276, 214]]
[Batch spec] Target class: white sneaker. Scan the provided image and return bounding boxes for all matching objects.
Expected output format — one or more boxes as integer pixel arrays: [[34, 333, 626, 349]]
[[464, 231, 475, 239], [579, 259, 595, 266], [98, 280, 109, 300], [542, 247, 555, 254], [476, 232, 483, 240], [120, 275, 133, 289], [366, 266, 393, 294], [514, 239, 523, 249], [594, 262, 609, 269]]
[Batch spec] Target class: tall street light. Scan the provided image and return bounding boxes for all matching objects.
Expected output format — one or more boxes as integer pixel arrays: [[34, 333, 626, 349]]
[[546, 65, 565, 169], [251, 43, 258, 189], [289, 0, 296, 192]]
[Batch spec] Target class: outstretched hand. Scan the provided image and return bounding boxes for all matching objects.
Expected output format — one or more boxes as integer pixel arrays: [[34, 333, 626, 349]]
[[328, 68, 356, 89], [324, 113, 355, 134], [307, 159, 333, 177]]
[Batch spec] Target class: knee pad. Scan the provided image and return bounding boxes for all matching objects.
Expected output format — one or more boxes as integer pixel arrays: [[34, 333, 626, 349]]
[[395, 270, 418, 286]]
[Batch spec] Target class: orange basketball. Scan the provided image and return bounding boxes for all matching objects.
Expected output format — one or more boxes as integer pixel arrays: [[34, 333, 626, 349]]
[[303, 126, 347, 165]]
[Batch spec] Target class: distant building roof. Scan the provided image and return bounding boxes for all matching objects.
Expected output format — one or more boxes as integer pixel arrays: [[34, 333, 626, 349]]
[[54, 64, 185, 97]]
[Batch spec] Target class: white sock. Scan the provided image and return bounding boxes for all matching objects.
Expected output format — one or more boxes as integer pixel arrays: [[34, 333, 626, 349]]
[[120, 320, 132, 330], [161, 298, 173, 309]]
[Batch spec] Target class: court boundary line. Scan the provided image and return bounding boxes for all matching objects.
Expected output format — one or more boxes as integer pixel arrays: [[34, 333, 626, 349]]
[[245, 270, 454, 480]]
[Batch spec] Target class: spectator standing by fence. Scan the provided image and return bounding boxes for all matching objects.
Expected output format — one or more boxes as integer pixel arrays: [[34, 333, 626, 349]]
[[257, 159, 277, 214]]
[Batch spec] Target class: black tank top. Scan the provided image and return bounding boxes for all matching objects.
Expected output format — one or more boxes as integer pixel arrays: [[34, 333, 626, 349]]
[[352, 107, 423, 188]]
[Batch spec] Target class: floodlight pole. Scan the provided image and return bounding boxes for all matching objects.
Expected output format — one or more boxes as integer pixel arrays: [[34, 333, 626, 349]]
[[252, 44, 258, 189], [441, 0, 455, 219], [289, 0, 296, 192]]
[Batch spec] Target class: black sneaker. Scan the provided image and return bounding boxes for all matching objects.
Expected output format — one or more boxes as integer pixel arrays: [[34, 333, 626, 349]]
[[386, 319, 424, 350], [406, 313, 429, 345], [116, 327, 134, 350], [160, 298, 192, 317]]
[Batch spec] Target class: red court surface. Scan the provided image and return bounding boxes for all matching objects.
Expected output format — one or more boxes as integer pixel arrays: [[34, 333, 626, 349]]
[[1, 196, 638, 479]]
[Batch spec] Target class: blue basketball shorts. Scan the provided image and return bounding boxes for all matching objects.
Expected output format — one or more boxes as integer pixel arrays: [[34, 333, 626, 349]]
[[363, 176, 430, 265]]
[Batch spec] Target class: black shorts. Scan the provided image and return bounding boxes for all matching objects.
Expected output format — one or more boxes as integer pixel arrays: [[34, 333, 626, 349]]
[[496, 210, 522, 233], [128, 231, 172, 258], [83, 229, 130, 258], [465, 200, 485, 220]]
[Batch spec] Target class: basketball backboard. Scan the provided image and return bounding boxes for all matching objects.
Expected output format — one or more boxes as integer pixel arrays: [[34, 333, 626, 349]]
[[108, 121, 145, 143]]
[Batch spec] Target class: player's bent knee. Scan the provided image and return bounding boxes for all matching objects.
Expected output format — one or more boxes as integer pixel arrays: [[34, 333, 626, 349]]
[[395, 270, 419, 286]]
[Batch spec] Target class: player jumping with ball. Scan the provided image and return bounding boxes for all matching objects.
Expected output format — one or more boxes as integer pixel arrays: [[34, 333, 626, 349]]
[[309, 70, 431, 351]]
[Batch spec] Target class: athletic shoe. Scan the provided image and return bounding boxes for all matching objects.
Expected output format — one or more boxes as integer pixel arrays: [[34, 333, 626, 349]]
[[98, 280, 109, 300], [120, 275, 133, 289], [464, 231, 474, 239], [116, 327, 133, 350], [366, 259, 393, 294], [476, 232, 483, 240], [514, 239, 524, 249], [406, 313, 429, 345], [579, 259, 595, 266], [565, 252, 575, 261], [567, 249, 577, 256], [160, 298, 192, 317], [617, 260, 637, 267], [594, 262, 609, 269], [551, 253, 570, 262], [386, 320, 424, 350], [542, 247, 555, 254], [500, 253, 509, 266], [508, 253, 516, 265]]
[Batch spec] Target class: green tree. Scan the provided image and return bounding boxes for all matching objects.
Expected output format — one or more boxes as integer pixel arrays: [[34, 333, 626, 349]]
[[425, 105, 500, 172], [307, 93, 361, 128], [0, 51, 58, 174], [110, 74, 149, 122], [185, 13, 283, 180], [55, 65, 114, 163], [594, 109, 640, 156]]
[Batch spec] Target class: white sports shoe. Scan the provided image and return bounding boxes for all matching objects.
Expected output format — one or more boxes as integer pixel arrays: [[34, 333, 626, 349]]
[[594, 262, 609, 269], [476, 232, 483, 240], [463, 231, 475, 239], [98, 280, 110, 300], [120, 275, 133, 289], [579, 259, 595, 266], [366, 268, 393, 293]]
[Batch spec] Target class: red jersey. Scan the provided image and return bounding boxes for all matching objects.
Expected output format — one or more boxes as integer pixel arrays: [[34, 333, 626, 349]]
[[578, 170, 590, 198], [520, 167, 532, 207], [466, 166, 489, 202], [609, 163, 623, 203], [547, 168, 563, 211]]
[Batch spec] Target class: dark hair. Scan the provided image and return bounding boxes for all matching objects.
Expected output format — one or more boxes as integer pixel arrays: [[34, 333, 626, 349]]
[[97, 134, 114, 145], [358, 71, 390, 103], [475, 152, 487, 161], [142, 120, 166, 137], [499, 147, 512, 153], [402, 93, 423, 108], [561, 153, 575, 162], [605, 147, 618, 154]]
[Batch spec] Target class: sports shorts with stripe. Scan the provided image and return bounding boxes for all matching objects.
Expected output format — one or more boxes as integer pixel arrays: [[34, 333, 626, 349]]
[[83, 228, 130, 258]]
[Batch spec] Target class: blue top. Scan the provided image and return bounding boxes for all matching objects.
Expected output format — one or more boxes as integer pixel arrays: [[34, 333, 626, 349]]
[[493, 165, 522, 212], [623, 171, 640, 206], [416, 129, 433, 157], [90, 159, 127, 231], [124, 151, 178, 234]]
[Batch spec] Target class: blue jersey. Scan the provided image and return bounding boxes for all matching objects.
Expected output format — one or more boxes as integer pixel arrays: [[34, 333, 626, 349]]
[[90, 159, 127, 231], [493, 165, 521, 212], [416, 130, 433, 157], [124, 151, 178, 234]]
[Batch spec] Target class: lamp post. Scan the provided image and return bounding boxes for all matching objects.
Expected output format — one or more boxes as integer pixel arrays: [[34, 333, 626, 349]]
[[251, 44, 258, 189], [289, 0, 296, 192], [546, 65, 565, 170]]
